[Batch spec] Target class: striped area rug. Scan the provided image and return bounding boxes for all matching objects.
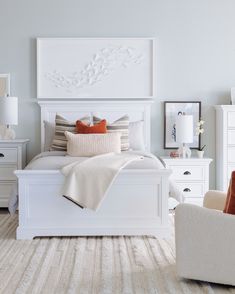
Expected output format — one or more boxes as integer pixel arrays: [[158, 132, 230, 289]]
[[0, 211, 234, 294]]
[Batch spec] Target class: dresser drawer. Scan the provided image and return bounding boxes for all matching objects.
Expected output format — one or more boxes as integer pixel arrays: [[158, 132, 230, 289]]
[[0, 165, 17, 180], [228, 130, 235, 145], [228, 147, 235, 163], [0, 148, 18, 163], [169, 166, 204, 181], [177, 182, 204, 198], [228, 111, 235, 128]]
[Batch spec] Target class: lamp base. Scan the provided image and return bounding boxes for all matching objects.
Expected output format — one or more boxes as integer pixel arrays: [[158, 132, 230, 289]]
[[3, 126, 16, 140], [178, 143, 191, 158]]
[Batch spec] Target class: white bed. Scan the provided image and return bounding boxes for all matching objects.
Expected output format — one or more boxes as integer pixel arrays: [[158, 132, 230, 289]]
[[15, 99, 172, 239]]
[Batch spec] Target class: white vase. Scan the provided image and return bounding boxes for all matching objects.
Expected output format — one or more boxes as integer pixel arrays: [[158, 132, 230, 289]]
[[197, 150, 204, 158]]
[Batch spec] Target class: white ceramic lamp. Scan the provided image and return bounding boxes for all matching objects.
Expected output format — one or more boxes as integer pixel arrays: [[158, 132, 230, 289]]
[[0, 96, 18, 140], [176, 114, 193, 158]]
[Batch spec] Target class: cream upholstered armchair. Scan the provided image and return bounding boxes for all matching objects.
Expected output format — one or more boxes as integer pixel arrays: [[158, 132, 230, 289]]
[[175, 190, 235, 286]]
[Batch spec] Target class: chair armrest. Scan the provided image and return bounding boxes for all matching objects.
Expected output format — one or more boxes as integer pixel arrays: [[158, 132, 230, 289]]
[[175, 204, 235, 285], [203, 190, 227, 211]]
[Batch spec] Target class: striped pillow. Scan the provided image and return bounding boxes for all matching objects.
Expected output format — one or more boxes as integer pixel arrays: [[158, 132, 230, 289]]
[[50, 114, 90, 151], [93, 115, 129, 151]]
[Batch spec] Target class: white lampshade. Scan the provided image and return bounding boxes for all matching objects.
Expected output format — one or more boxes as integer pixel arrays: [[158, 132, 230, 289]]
[[176, 114, 193, 144], [0, 96, 18, 125]]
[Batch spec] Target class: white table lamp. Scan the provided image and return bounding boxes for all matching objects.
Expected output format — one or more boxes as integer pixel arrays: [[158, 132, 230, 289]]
[[0, 96, 18, 139], [176, 114, 193, 158]]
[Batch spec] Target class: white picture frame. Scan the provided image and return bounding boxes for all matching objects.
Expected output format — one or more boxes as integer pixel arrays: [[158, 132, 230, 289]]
[[0, 73, 10, 97], [37, 38, 156, 99]]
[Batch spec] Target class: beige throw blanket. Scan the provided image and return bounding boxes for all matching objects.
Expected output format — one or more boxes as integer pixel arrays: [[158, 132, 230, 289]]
[[61, 152, 143, 211]]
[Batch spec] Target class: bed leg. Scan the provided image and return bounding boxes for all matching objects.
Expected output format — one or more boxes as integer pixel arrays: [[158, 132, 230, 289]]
[[16, 227, 35, 240]]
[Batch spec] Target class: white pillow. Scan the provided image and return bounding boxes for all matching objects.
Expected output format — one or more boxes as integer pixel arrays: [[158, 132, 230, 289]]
[[65, 132, 121, 157], [129, 121, 145, 150], [44, 121, 55, 151]]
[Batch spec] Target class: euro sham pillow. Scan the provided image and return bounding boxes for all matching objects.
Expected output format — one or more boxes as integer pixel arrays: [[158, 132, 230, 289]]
[[76, 119, 107, 134], [65, 132, 121, 157], [93, 115, 129, 151], [129, 120, 145, 151], [50, 114, 90, 151]]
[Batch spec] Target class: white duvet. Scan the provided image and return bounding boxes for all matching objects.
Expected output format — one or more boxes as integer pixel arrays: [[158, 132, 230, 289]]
[[9, 151, 183, 213]]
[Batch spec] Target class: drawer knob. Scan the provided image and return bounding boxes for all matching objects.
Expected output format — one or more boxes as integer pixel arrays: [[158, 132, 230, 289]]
[[0, 153, 4, 158], [183, 188, 191, 192], [183, 171, 191, 175]]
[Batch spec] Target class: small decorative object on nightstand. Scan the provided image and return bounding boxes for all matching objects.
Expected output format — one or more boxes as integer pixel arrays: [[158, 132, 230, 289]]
[[176, 114, 193, 158], [0, 139, 29, 207], [196, 117, 206, 158], [0, 95, 18, 140], [160, 156, 213, 206]]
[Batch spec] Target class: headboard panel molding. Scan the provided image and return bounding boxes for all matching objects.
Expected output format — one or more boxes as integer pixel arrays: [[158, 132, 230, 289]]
[[38, 99, 153, 152]]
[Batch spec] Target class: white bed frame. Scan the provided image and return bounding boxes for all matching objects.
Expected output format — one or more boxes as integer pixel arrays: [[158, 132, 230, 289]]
[[15, 99, 171, 239]]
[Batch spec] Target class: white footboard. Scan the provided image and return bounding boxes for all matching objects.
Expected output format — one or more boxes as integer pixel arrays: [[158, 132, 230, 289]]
[[15, 169, 171, 239]]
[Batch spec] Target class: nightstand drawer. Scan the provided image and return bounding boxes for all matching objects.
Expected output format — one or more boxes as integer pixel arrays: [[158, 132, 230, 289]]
[[177, 183, 204, 197], [0, 182, 15, 206], [0, 165, 17, 180], [169, 166, 204, 181], [0, 148, 18, 163]]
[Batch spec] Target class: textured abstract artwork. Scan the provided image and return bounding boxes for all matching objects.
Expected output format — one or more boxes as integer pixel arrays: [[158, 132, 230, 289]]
[[37, 38, 155, 98]]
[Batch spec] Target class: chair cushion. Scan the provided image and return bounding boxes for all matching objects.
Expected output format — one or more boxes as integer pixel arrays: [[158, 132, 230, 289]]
[[223, 171, 235, 214]]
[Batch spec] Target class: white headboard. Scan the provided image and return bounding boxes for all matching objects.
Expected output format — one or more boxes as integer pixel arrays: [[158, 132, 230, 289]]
[[38, 99, 153, 152]]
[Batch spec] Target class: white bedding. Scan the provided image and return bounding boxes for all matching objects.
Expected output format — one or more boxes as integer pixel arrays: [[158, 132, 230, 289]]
[[9, 151, 183, 214], [25, 151, 163, 170]]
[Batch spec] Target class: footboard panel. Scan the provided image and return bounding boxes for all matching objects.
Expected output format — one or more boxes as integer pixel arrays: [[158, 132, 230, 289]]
[[15, 169, 171, 239]]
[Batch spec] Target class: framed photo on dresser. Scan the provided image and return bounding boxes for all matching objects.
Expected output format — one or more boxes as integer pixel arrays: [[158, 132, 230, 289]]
[[164, 101, 201, 149]]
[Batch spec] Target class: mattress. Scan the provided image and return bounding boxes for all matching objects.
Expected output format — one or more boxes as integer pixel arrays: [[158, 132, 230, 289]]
[[25, 151, 164, 171]]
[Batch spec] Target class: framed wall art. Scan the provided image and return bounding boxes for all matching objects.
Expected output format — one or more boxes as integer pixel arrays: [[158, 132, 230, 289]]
[[0, 74, 10, 97], [164, 101, 201, 149], [37, 38, 156, 99]]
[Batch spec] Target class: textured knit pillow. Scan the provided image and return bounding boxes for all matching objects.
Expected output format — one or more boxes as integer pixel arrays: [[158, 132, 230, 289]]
[[129, 121, 145, 150], [65, 132, 121, 157], [50, 114, 90, 151], [76, 119, 107, 134], [93, 115, 129, 151], [223, 171, 235, 214]]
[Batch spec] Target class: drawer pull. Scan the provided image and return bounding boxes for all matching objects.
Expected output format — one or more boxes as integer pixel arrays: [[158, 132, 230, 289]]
[[0, 153, 4, 158], [183, 171, 191, 175], [183, 188, 191, 192]]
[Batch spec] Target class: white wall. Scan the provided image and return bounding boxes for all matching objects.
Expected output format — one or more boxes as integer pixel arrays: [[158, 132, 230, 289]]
[[1, 0, 235, 188]]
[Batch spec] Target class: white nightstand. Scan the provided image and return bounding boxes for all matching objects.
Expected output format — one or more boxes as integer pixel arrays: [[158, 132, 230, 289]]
[[160, 156, 213, 206], [0, 139, 29, 207]]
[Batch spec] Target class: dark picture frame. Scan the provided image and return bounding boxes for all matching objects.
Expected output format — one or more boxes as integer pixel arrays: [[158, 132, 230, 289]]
[[164, 101, 201, 149]]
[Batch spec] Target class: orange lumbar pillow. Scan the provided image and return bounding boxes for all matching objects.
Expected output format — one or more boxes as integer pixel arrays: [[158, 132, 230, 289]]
[[76, 119, 107, 134], [224, 171, 235, 214]]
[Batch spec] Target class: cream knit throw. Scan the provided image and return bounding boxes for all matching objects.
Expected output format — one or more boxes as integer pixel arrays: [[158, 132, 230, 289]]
[[61, 152, 143, 210]]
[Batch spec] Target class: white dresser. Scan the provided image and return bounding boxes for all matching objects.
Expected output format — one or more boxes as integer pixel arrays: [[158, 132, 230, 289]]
[[215, 105, 235, 191], [0, 139, 29, 207], [160, 156, 212, 206]]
